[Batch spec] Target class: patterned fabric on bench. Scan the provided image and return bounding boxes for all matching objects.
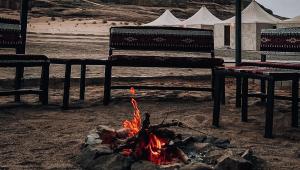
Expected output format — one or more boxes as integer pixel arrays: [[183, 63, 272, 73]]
[[110, 26, 214, 52], [104, 26, 223, 105], [0, 0, 29, 50], [0, 17, 22, 46], [110, 55, 224, 68], [261, 27, 300, 52], [240, 61, 300, 70]]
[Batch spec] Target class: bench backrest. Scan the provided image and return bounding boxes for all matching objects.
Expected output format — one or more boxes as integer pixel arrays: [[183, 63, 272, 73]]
[[0, 0, 29, 50], [0, 54, 48, 61], [109, 26, 214, 55], [260, 27, 300, 53]]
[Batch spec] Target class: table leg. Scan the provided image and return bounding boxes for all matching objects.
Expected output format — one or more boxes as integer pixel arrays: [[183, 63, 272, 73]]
[[242, 77, 248, 122], [80, 64, 86, 101], [103, 63, 112, 105], [63, 63, 72, 109], [265, 78, 275, 138], [213, 72, 222, 127], [40, 62, 49, 105], [260, 80, 266, 103], [236, 77, 242, 108], [221, 75, 226, 105], [14, 66, 23, 102], [292, 77, 299, 128]]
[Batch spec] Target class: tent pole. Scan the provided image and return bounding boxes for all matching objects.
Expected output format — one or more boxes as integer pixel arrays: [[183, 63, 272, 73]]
[[235, 0, 242, 65]]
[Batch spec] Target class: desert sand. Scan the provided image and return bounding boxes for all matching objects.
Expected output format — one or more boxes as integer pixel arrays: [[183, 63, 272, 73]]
[[0, 13, 300, 169]]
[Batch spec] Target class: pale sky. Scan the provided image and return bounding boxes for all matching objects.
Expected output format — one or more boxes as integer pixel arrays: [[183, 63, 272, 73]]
[[256, 0, 300, 18]]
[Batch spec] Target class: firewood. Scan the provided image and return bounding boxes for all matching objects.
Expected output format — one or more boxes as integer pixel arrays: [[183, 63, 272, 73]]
[[116, 128, 130, 139], [96, 125, 117, 144], [175, 147, 191, 164], [152, 128, 176, 140]]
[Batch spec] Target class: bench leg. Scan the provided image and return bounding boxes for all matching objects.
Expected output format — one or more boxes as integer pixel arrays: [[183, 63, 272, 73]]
[[15, 47, 25, 102], [292, 77, 299, 128], [103, 64, 112, 105], [80, 64, 86, 101], [265, 79, 275, 138], [260, 80, 266, 103], [213, 72, 222, 127], [14, 66, 23, 102], [39, 62, 49, 105], [242, 77, 248, 122], [211, 68, 215, 99], [63, 63, 72, 109], [221, 75, 226, 105], [236, 77, 242, 108]]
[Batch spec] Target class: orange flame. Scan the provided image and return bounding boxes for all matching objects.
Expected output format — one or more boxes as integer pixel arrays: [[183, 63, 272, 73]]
[[122, 87, 171, 165], [122, 88, 142, 137]]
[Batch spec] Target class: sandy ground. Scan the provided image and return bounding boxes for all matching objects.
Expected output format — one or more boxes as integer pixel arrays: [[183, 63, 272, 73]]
[[0, 16, 300, 169], [0, 79, 299, 169]]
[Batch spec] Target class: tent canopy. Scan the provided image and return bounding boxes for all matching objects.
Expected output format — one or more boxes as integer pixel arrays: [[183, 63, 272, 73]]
[[222, 0, 280, 24], [143, 10, 181, 26], [181, 6, 221, 26], [280, 15, 300, 23]]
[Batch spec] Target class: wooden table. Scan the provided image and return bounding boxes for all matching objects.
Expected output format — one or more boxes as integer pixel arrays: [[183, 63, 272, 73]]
[[213, 66, 299, 138]]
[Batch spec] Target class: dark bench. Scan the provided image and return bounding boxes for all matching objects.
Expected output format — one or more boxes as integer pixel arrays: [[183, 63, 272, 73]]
[[103, 26, 224, 105], [0, 0, 30, 102], [0, 54, 50, 105]]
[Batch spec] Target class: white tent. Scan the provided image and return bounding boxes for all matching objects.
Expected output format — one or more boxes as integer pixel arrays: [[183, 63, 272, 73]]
[[278, 16, 300, 28], [214, 0, 281, 51], [143, 10, 181, 26], [181, 6, 221, 29], [222, 0, 280, 24]]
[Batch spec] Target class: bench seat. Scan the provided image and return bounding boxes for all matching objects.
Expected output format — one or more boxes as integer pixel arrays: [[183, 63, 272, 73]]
[[240, 61, 300, 70], [110, 55, 224, 68]]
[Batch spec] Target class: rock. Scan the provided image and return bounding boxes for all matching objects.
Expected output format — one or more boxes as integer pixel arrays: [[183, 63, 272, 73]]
[[181, 162, 213, 170], [78, 143, 113, 169], [192, 143, 212, 153], [85, 132, 102, 146], [215, 156, 253, 170], [97, 125, 117, 144], [78, 146, 99, 169], [193, 136, 207, 143], [213, 139, 231, 149], [159, 163, 182, 170], [131, 161, 160, 170], [94, 144, 113, 157], [89, 154, 132, 170], [203, 136, 218, 144]]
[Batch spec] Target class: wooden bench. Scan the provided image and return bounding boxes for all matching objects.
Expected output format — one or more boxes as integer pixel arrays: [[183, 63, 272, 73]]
[[103, 26, 224, 105], [0, 0, 30, 102], [0, 54, 50, 105]]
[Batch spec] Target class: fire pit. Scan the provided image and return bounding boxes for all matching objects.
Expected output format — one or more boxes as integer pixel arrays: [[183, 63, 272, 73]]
[[78, 88, 263, 170]]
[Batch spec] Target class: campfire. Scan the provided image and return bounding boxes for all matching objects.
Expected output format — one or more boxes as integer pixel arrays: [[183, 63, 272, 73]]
[[103, 87, 191, 165], [79, 88, 263, 170]]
